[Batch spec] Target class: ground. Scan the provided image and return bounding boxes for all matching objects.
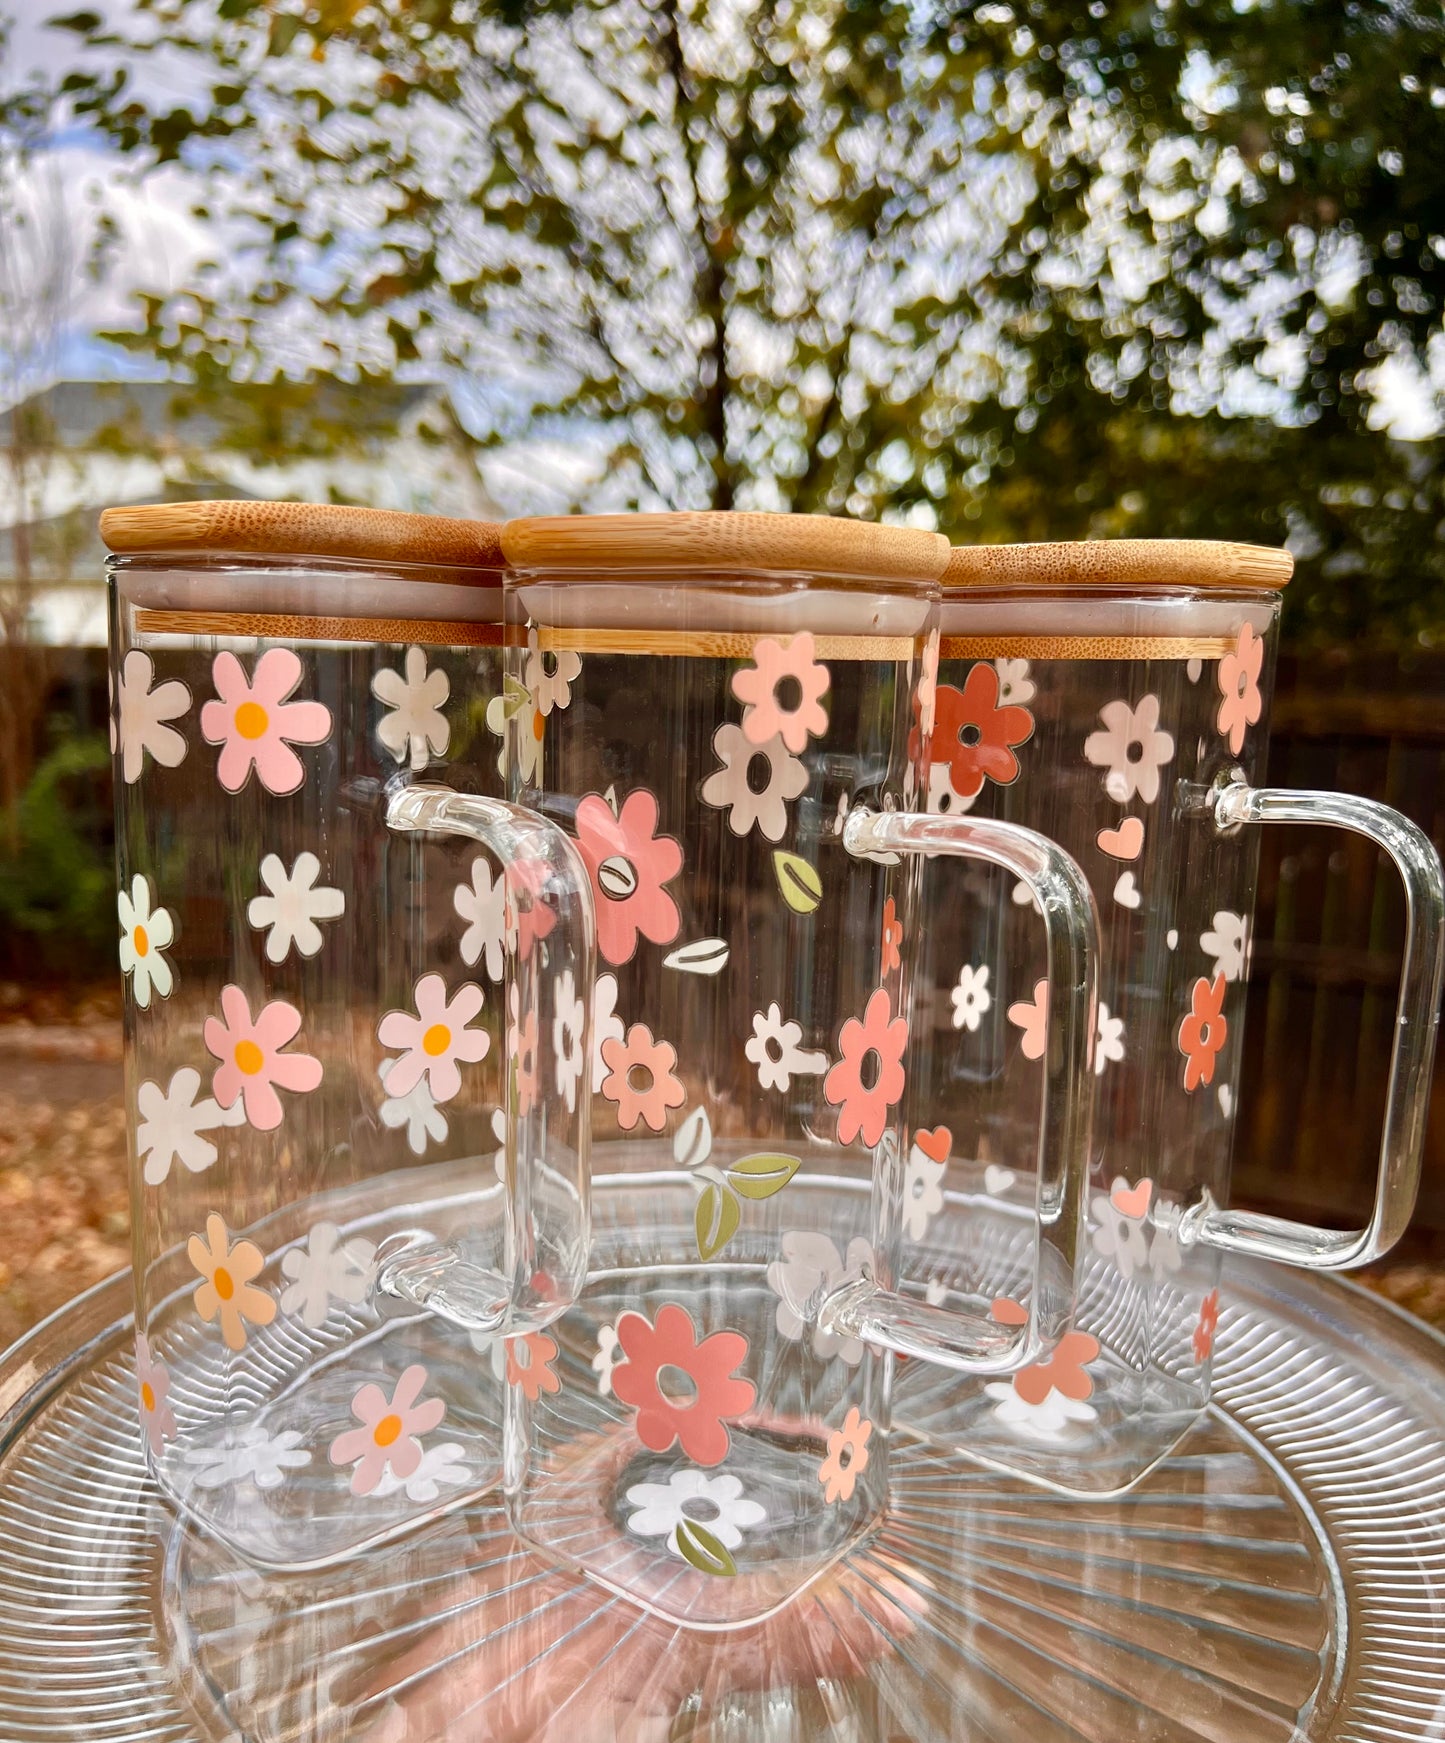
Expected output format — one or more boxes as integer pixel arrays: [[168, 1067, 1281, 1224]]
[[0, 982, 1441, 1355]]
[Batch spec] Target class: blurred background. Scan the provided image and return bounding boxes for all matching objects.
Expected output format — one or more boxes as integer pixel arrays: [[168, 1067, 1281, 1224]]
[[2, 0, 1445, 1341]]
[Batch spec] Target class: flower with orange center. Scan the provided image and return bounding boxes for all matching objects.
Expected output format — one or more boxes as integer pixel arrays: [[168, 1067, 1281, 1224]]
[[187, 1212, 277, 1352], [204, 984, 323, 1131], [818, 1406, 873, 1504], [199, 647, 332, 795], [135, 1334, 176, 1456], [329, 1363, 447, 1497], [116, 874, 175, 1008], [1178, 973, 1228, 1092], [378, 973, 490, 1104]]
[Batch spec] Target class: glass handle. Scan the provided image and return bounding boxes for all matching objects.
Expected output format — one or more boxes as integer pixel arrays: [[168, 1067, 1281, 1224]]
[[817, 807, 1100, 1373], [1184, 777, 1445, 1269], [372, 781, 595, 1333]]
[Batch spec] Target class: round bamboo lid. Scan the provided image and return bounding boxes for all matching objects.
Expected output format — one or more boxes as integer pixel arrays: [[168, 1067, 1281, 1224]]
[[99, 500, 503, 570], [944, 538, 1292, 591], [501, 512, 951, 584]]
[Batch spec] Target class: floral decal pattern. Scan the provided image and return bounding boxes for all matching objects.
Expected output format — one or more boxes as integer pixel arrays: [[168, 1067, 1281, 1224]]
[[188, 1212, 277, 1351], [575, 788, 683, 966], [205, 986, 323, 1131], [818, 1407, 872, 1503], [825, 987, 907, 1148], [329, 1364, 447, 1497], [610, 1304, 756, 1467], [200, 648, 331, 796]]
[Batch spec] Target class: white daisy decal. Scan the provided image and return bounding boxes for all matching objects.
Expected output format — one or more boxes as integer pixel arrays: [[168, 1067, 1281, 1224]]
[[372, 645, 450, 770], [1095, 1002, 1125, 1075], [1083, 695, 1175, 804], [372, 1440, 472, 1503], [523, 628, 581, 717], [553, 967, 586, 1114], [247, 851, 345, 963], [699, 723, 809, 842], [377, 1054, 450, 1155], [453, 857, 506, 980], [279, 1220, 378, 1329], [117, 873, 175, 1007], [183, 1424, 312, 1491], [591, 973, 624, 1095], [744, 1003, 828, 1092], [136, 1066, 244, 1185], [1200, 910, 1249, 983], [950, 964, 992, 1032], [983, 1381, 1097, 1443], [115, 649, 190, 784], [625, 1469, 766, 1558]]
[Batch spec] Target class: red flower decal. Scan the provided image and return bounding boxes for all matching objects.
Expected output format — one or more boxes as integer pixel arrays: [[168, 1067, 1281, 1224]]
[[611, 1303, 756, 1467], [992, 1296, 1100, 1405], [824, 987, 908, 1148], [1193, 1289, 1220, 1365], [914, 663, 1033, 802], [1178, 974, 1228, 1091]]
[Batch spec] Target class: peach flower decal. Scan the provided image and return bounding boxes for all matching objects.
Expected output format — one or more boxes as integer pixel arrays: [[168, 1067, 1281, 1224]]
[[506, 1332, 562, 1402], [1178, 973, 1228, 1091], [916, 664, 1033, 802], [200, 648, 331, 796], [1006, 978, 1049, 1062], [1216, 623, 1264, 756], [611, 1303, 756, 1467], [1193, 1289, 1221, 1365], [732, 630, 830, 752], [818, 1406, 872, 1504], [824, 987, 908, 1148], [575, 789, 683, 966], [880, 897, 903, 976], [378, 973, 490, 1103], [329, 1363, 446, 1497], [600, 1022, 687, 1132], [135, 1334, 176, 1456], [992, 1296, 1099, 1405], [204, 986, 322, 1131], [188, 1211, 277, 1351], [504, 856, 558, 959]]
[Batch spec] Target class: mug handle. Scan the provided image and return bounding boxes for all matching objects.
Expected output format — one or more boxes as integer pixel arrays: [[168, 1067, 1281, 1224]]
[[372, 782, 596, 1333], [1178, 774, 1445, 1269], [817, 806, 1100, 1373]]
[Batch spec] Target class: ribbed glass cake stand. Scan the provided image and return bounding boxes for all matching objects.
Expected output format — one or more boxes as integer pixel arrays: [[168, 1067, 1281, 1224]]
[[1, 1179, 1443, 1742]]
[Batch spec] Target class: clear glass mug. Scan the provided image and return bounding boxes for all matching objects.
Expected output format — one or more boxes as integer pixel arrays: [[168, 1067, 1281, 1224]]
[[895, 539, 1445, 1493], [460, 512, 1101, 1629], [103, 500, 594, 1568]]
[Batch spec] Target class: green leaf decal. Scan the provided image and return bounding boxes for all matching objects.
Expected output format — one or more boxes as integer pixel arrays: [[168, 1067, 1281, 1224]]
[[728, 1152, 801, 1200], [773, 850, 823, 915], [500, 675, 532, 719], [695, 1181, 740, 1260], [674, 1519, 737, 1577]]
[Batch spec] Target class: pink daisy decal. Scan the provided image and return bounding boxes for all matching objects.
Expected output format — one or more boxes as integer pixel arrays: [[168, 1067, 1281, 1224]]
[[599, 1022, 687, 1132], [204, 985, 323, 1131], [824, 987, 908, 1148], [135, 1334, 176, 1456], [611, 1303, 756, 1467], [732, 631, 830, 752], [1216, 623, 1265, 755], [377, 973, 489, 1103], [574, 788, 683, 966], [199, 648, 332, 796], [328, 1364, 446, 1497], [506, 1331, 562, 1402]]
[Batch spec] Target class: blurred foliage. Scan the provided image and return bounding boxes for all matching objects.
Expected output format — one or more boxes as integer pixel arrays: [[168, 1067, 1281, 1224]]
[[0, 734, 114, 979], [42, 0, 1445, 646]]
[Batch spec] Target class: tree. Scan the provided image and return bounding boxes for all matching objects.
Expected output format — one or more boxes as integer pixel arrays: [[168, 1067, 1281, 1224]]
[[52, 0, 1445, 646]]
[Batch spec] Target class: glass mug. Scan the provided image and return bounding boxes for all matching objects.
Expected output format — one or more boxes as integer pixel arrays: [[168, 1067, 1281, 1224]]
[[448, 511, 1102, 1629], [894, 538, 1445, 1493], [103, 500, 595, 1568]]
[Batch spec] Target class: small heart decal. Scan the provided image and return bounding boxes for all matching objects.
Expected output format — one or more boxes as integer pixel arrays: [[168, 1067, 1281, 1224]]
[[1166, 929, 1179, 949], [1097, 817, 1144, 861], [1113, 871, 1142, 910], [914, 1124, 952, 1166], [1110, 1177, 1153, 1219], [984, 1164, 1016, 1196], [1218, 1084, 1233, 1118]]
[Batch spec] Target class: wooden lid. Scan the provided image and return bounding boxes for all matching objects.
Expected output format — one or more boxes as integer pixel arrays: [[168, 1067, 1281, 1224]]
[[501, 512, 951, 584], [99, 500, 503, 570], [944, 539, 1292, 592]]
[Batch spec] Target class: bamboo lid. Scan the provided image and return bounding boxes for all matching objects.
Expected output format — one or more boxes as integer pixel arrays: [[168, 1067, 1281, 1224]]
[[501, 512, 951, 584], [944, 539, 1292, 592], [99, 500, 503, 570]]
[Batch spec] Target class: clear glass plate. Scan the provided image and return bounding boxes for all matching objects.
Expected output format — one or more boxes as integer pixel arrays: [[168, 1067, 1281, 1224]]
[[0, 1182, 1443, 1742]]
